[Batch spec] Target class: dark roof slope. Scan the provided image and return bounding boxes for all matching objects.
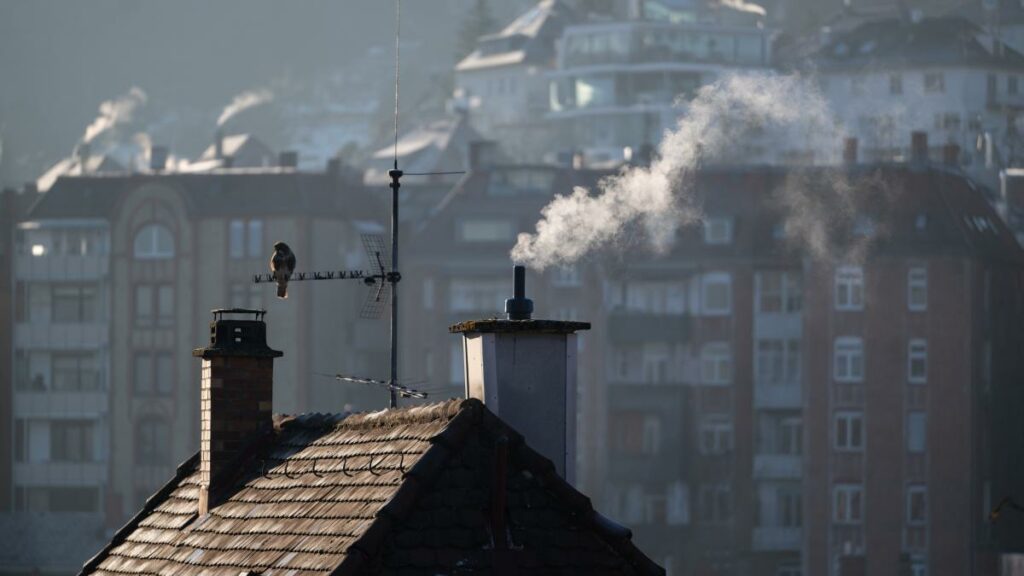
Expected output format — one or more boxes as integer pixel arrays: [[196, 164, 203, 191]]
[[812, 16, 1024, 71], [28, 170, 375, 221], [81, 399, 663, 576]]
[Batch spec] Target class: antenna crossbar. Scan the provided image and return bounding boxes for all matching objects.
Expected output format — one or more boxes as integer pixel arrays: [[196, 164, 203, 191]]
[[252, 270, 371, 284], [333, 374, 427, 399]]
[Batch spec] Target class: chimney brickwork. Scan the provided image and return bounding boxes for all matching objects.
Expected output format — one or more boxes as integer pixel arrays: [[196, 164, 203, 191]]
[[193, 309, 282, 515]]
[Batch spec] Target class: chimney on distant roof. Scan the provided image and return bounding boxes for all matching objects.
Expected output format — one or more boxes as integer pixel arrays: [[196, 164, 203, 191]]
[[468, 140, 498, 172], [843, 137, 858, 164], [943, 143, 961, 166], [75, 142, 92, 164], [911, 131, 929, 164], [193, 309, 282, 515], [214, 129, 225, 160], [279, 151, 298, 168], [450, 265, 590, 483], [150, 146, 169, 171]]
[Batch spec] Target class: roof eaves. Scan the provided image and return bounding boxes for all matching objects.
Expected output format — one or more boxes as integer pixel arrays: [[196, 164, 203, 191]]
[[78, 452, 200, 576]]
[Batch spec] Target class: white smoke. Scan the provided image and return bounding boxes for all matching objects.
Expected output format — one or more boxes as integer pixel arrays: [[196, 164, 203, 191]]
[[217, 89, 274, 127], [511, 73, 845, 270], [82, 87, 148, 144], [132, 132, 152, 170]]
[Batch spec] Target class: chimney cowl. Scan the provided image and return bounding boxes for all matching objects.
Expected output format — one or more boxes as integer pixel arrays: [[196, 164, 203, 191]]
[[505, 265, 534, 320], [150, 146, 169, 172], [193, 308, 283, 359]]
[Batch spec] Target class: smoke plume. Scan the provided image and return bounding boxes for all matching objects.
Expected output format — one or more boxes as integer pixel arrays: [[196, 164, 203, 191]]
[[217, 89, 274, 127], [82, 87, 148, 144], [511, 73, 846, 270]]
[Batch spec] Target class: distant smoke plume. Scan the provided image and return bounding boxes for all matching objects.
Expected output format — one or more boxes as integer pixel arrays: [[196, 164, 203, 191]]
[[217, 89, 274, 127], [82, 87, 148, 144], [132, 132, 152, 169], [511, 74, 849, 270]]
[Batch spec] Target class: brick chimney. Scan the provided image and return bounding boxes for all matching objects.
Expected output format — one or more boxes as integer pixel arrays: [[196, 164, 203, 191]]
[[910, 131, 929, 164], [449, 266, 590, 483], [843, 137, 858, 164], [192, 309, 282, 515]]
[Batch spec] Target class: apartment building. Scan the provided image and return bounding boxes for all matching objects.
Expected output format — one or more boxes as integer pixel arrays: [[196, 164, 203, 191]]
[[2, 159, 386, 573], [546, 5, 771, 165], [808, 16, 1024, 189], [401, 159, 1024, 576]]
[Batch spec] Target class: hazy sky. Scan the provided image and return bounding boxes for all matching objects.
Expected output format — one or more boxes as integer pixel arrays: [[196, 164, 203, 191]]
[[0, 0, 529, 187]]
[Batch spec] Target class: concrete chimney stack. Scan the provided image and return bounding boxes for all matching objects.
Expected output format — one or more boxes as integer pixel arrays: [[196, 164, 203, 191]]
[[843, 138, 858, 164], [911, 131, 929, 164], [192, 309, 282, 515], [214, 129, 225, 160], [150, 146, 169, 171], [450, 266, 590, 483]]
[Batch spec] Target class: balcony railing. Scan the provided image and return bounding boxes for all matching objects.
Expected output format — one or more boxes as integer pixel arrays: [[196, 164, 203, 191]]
[[753, 382, 801, 408], [753, 454, 802, 479], [752, 526, 802, 551], [608, 312, 689, 344], [15, 254, 109, 281], [14, 322, 109, 350], [14, 390, 109, 417]]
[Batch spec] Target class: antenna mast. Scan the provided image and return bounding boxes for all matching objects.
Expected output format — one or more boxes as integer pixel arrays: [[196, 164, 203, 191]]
[[387, 0, 403, 409]]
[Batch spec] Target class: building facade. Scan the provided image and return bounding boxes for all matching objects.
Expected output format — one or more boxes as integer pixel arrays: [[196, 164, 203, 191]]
[[2, 163, 387, 573]]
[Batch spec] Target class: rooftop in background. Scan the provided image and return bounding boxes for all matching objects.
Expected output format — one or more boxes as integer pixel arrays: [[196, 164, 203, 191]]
[[456, 0, 577, 72], [811, 16, 1024, 71], [80, 398, 663, 575], [364, 115, 481, 186]]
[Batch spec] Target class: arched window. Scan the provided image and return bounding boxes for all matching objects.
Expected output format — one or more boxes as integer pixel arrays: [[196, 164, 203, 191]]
[[133, 224, 174, 259], [136, 419, 170, 465]]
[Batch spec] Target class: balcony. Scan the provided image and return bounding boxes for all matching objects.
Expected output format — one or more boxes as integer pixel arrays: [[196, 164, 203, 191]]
[[754, 383, 801, 409], [608, 312, 689, 344], [14, 462, 108, 487], [14, 322, 109, 350], [15, 254, 109, 281], [753, 527, 802, 551], [14, 391, 108, 418], [753, 454, 802, 479]]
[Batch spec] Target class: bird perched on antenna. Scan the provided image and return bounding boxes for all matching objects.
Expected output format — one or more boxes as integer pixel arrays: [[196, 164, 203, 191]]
[[270, 242, 296, 299]]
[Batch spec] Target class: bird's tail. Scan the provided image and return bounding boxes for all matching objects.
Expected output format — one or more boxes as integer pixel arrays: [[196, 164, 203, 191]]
[[277, 283, 288, 299]]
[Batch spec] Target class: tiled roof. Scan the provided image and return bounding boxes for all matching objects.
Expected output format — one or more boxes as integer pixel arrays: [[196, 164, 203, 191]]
[[81, 399, 663, 576]]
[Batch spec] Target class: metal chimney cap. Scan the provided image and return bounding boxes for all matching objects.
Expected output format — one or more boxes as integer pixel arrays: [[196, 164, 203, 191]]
[[504, 265, 534, 320]]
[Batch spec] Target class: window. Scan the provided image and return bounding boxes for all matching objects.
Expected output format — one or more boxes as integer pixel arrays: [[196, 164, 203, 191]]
[[907, 485, 927, 525], [52, 285, 97, 322], [551, 265, 581, 287], [15, 487, 99, 513], [229, 219, 264, 259], [924, 73, 945, 94], [134, 352, 173, 396], [834, 337, 864, 382], [642, 343, 671, 384], [756, 339, 801, 386], [699, 484, 732, 524], [229, 282, 262, 310], [703, 217, 733, 245], [911, 557, 927, 576], [667, 482, 690, 526], [890, 74, 903, 95], [701, 272, 732, 315], [835, 411, 864, 451], [701, 342, 732, 385], [908, 267, 927, 311], [457, 219, 514, 242], [834, 484, 864, 524], [135, 284, 173, 326], [778, 566, 802, 576], [756, 413, 803, 455], [624, 282, 686, 314], [613, 411, 661, 455], [133, 224, 174, 259], [834, 266, 864, 311], [52, 354, 99, 391], [778, 487, 803, 527], [136, 419, 171, 465], [908, 339, 927, 383], [449, 278, 507, 313], [756, 271, 802, 313], [51, 420, 94, 462], [700, 415, 734, 455], [907, 412, 926, 453]]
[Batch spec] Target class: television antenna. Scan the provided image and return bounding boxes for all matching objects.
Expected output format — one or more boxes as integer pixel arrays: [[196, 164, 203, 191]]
[[254, 0, 463, 408]]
